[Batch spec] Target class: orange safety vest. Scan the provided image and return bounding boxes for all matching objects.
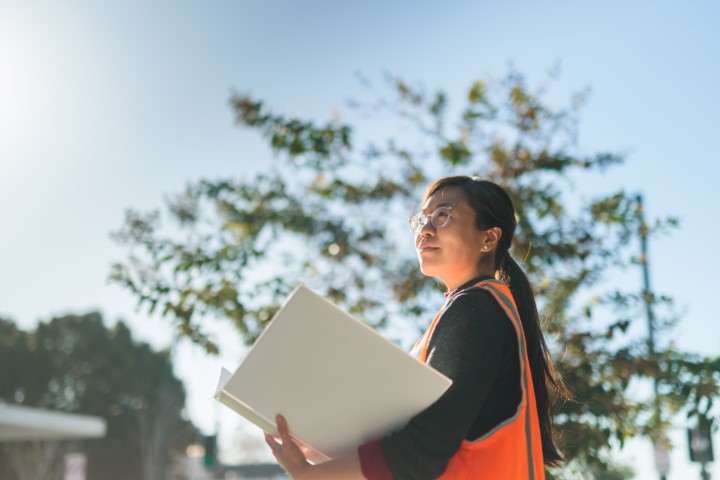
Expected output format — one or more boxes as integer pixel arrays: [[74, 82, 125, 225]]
[[414, 279, 545, 480]]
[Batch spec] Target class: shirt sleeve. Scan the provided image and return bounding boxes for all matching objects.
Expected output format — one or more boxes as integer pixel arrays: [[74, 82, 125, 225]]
[[358, 288, 514, 480]]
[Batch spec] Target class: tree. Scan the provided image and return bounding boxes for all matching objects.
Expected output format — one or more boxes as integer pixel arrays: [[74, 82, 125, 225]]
[[110, 69, 719, 477], [0, 313, 197, 480], [0, 440, 66, 480]]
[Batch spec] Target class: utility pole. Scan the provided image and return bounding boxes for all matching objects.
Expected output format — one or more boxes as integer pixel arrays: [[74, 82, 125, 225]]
[[637, 195, 656, 372], [637, 194, 669, 480]]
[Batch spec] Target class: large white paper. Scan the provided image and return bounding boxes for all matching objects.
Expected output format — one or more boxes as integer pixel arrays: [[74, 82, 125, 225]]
[[214, 284, 452, 460]]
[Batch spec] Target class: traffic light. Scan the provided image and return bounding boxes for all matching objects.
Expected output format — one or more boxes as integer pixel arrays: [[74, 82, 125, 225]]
[[203, 434, 217, 467]]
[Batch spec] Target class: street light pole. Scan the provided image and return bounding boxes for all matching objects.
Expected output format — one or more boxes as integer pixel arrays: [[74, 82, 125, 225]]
[[637, 195, 656, 363], [637, 194, 669, 480]]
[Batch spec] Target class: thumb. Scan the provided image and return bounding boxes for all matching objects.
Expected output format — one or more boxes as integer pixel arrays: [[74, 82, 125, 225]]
[[277, 414, 292, 443]]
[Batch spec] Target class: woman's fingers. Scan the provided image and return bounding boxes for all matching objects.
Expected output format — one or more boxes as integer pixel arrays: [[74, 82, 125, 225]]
[[265, 415, 311, 478], [276, 415, 306, 460], [277, 414, 292, 443], [264, 432, 280, 454]]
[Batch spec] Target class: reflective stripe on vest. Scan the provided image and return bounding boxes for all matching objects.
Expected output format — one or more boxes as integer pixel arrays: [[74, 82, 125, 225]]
[[416, 279, 545, 480]]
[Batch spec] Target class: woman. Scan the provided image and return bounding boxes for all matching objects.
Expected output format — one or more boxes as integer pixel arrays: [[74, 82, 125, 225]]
[[266, 176, 567, 479]]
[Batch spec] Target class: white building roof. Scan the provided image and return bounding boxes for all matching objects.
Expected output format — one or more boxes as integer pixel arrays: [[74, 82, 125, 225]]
[[0, 404, 106, 441]]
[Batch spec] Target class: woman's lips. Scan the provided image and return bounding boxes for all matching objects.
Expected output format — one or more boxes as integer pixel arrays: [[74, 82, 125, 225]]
[[418, 244, 439, 253]]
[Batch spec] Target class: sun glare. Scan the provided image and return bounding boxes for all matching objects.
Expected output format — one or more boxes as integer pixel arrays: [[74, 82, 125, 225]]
[[0, 21, 38, 151]]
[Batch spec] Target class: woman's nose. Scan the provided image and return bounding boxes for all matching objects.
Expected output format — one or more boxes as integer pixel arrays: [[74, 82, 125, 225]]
[[419, 219, 435, 236]]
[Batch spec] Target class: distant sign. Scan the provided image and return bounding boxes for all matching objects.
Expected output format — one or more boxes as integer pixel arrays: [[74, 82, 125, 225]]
[[688, 425, 714, 464], [654, 443, 670, 475], [64, 453, 86, 480]]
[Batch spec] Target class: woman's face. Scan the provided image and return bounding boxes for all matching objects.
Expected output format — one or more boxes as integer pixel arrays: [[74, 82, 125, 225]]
[[414, 186, 489, 291]]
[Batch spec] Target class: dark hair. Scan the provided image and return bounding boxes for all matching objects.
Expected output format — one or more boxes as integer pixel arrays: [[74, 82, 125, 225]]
[[423, 175, 569, 467]]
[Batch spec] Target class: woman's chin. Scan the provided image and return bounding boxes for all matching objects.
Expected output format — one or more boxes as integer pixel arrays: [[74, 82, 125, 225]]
[[418, 262, 440, 279]]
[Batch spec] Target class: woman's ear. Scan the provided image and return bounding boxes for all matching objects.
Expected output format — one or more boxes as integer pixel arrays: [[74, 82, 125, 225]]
[[482, 227, 503, 251]]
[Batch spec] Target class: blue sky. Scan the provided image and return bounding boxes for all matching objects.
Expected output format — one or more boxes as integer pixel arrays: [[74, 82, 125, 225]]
[[1, 1, 718, 477]]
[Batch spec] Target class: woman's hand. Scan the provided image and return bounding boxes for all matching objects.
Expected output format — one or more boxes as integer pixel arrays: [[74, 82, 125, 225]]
[[265, 415, 312, 479]]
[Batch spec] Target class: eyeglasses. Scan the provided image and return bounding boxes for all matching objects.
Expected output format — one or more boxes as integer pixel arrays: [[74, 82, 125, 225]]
[[409, 206, 454, 234]]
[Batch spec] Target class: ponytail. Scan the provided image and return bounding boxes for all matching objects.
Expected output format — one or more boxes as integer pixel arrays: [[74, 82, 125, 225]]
[[499, 253, 569, 467]]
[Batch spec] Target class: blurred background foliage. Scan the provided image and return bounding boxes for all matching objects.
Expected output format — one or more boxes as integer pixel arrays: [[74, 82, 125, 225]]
[[0, 313, 198, 480], [110, 69, 719, 478]]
